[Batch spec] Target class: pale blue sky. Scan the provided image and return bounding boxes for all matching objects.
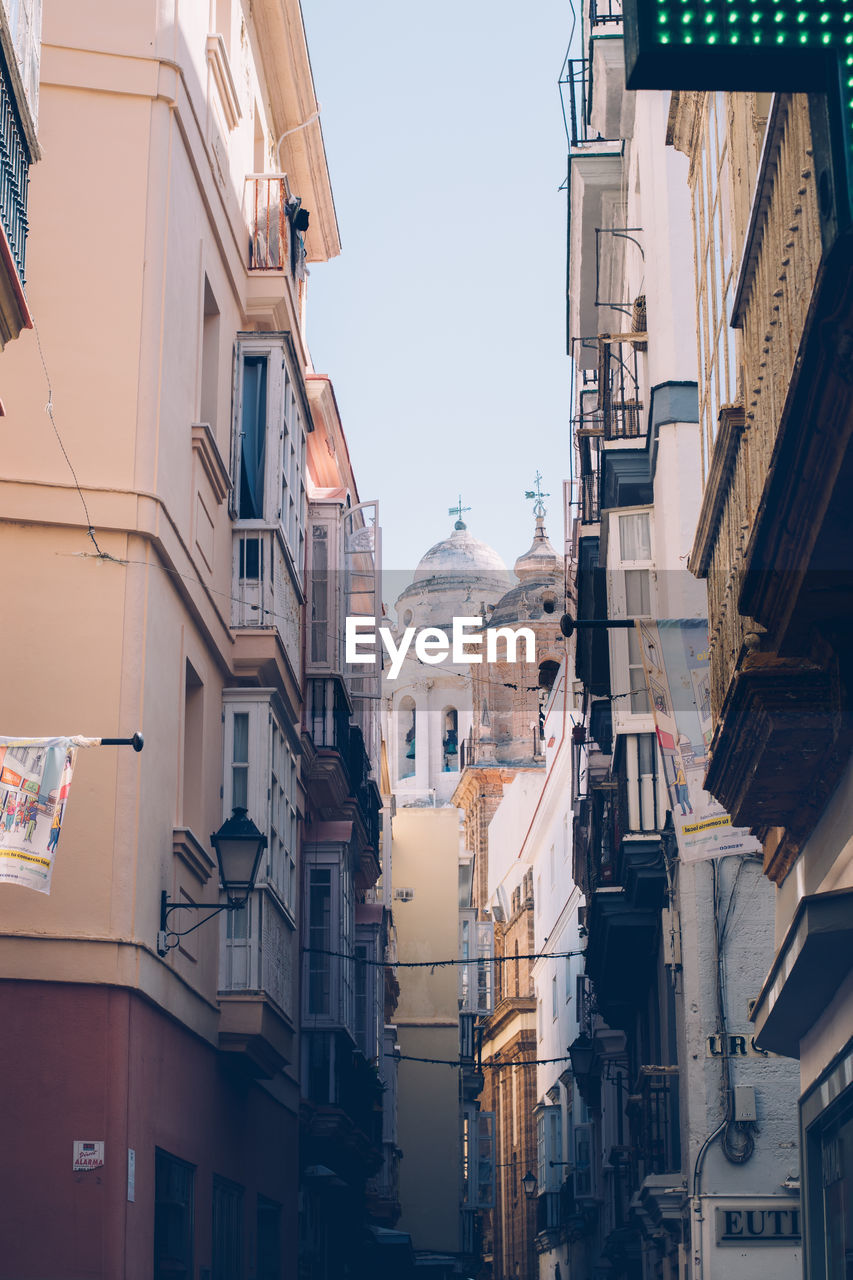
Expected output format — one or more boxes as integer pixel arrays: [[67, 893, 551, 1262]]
[[302, 0, 574, 572]]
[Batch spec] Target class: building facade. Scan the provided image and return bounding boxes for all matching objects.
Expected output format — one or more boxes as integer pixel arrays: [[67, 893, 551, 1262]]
[[560, 6, 804, 1277], [668, 85, 853, 1277], [384, 519, 507, 1276], [0, 2, 387, 1277]]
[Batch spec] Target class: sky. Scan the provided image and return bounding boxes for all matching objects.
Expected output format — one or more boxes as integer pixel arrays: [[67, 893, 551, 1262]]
[[301, 0, 576, 575]]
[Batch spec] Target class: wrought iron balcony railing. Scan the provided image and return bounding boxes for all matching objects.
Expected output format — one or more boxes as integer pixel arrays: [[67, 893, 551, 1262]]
[[590, 0, 623, 26], [581, 471, 601, 525], [244, 174, 306, 279], [0, 47, 30, 286], [627, 1067, 681, 1179], [599, 337, 643, 440]]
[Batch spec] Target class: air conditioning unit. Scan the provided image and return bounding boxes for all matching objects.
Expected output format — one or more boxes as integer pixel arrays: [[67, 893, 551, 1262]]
[[394, 887, 415, 902]]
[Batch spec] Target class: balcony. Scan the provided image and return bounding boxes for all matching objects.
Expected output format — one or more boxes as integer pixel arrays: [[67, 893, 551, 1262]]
[[245, 174, 302, 274], [599, 336, 643, 440], [230, 524, 301, 696], [590, 0, 623, 26], [302, 1028, 384, 1181], [305, 675, 354, 809], [626, 1067, 680, 1181], [580, 468, 601, 525], [218, 889, 296, 1076], [0, 43, 32, 345]]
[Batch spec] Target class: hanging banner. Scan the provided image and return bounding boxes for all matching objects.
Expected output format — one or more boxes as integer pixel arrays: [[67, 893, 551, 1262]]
[[0, 737, 84, 893], [636, 620, 761, 862]]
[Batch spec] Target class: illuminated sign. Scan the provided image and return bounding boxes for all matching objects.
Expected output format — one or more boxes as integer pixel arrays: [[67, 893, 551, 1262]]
[[624, 0, 852, 87], [624, 0, 853, 222]]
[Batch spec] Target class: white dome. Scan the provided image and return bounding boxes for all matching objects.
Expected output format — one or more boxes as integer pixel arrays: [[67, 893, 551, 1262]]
[[413, 523, 508, 583]]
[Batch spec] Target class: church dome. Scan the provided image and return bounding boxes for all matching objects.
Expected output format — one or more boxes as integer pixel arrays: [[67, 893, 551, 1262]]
[[413, 522, 508, 584], [393, 520, 511, 632], [490, 515, 563, 628]]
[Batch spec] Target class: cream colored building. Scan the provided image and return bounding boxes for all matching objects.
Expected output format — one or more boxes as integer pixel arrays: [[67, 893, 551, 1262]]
[[385, 520, 509, 1272], [0, 1, 340, 1275]]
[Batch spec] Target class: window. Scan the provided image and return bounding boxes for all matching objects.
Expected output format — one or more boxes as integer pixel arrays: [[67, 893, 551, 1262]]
[[613, 512, 653, 714], [238, 356, 267, 520], [307, 868, 331, 1016], [462, 1106, 495, 1208], [353, 941, 369, 1056], [269, 720, 297, 910], [442, 706, 459, 773], [552, 974, 558, 1021], [231, 713, 249, 811], [256, 1197, 281, 1280], [223, 695, 299, 917], [692, 93, 739, 482], [398, 696, 416, 780], [459, 912, 494, 1015], [232, 336, 308, 578], [154, 1150, 195, 1280], [536, 1106, 563, 1193], [212, 1176, 243, 1280], [303, 852, 355, 1030], [310, 524, 329, 665]]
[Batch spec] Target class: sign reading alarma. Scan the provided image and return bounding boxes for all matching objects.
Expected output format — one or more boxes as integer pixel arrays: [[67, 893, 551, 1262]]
[[73, 1140, 104, 1172]]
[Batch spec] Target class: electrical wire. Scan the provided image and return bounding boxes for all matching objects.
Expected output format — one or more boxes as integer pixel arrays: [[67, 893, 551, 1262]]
[[65, 547, 571, 700], [385, 1052, 572, 1070], [303, 946, 585, 969], [32, 318, 106, 559]]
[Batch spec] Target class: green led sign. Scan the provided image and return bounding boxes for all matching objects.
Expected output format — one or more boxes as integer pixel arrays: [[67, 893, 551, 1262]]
[[625, 0, 852, 87], [624, 0, 853, 223]]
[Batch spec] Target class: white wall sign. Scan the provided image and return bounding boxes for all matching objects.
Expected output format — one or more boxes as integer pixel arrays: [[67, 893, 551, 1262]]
[[73, 1140, 104, 1172], [127, 1148, 135, 1202]]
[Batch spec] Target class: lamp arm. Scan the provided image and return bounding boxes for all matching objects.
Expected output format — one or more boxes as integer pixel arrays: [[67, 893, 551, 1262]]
[[157, 891, 244, 955]]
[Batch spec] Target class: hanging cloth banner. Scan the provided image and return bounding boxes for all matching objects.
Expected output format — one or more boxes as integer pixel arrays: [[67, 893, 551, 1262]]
[[0, 736, 95, 894], [636, 620, 760, 863]]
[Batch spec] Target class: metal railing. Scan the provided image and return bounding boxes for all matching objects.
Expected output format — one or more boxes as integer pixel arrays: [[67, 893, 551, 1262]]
[[581, 471, 601, 524], [628, 1068, 680, 1178], [590, 0, 623, 25], [309, 676, 352, 754], [599, 337, 643, 439], [0, 48, 30, 285], [560, 59, 591, 148]]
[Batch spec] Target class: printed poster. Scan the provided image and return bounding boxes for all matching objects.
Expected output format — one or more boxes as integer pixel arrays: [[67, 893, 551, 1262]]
[[636, 620, 760, 862], [0, 737, 80, 893]]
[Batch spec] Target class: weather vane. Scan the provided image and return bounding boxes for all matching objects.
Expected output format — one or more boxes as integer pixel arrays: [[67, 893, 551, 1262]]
[[524, 471, 549, 520], [448, 495, 471, 529]]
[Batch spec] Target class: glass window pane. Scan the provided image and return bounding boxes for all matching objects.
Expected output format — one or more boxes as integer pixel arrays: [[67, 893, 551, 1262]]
[[233, 714, 249, 764], [625, 570, 651, 617], [619, 513, 651, 562]]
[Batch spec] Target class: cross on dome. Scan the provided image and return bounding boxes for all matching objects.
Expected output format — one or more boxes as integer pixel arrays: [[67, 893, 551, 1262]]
[[524, 471, 550, 521], [448, 495, 472, 531]]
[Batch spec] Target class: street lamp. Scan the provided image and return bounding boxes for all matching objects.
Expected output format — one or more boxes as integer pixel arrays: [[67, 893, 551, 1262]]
[[521, 1170, 538, 1200], [157, 807, 267, 955], [568, 1033, 596, 1079]]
